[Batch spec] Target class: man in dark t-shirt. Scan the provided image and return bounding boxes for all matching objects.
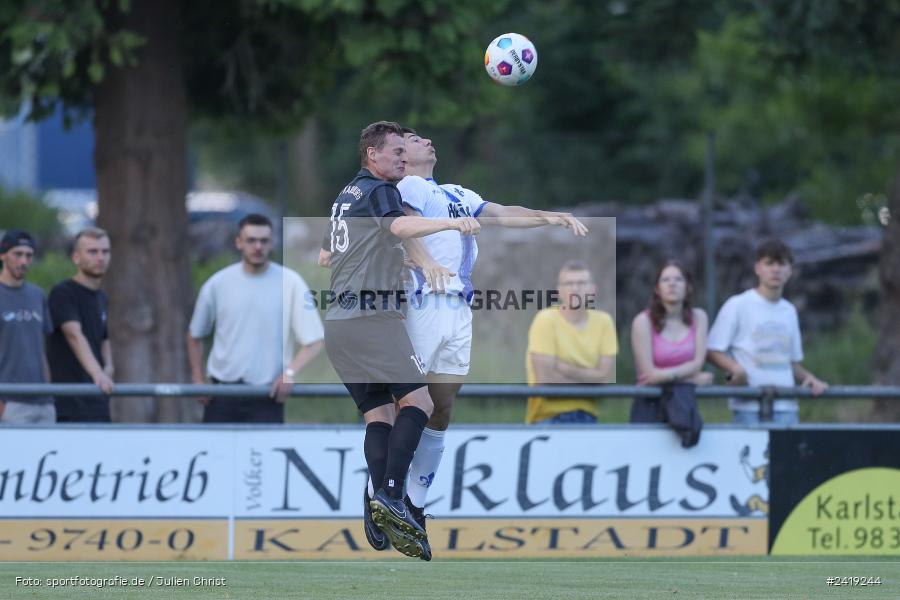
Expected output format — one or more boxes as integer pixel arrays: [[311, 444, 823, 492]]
[[321, 121, 478, 561], [47, 228, 114, 422]]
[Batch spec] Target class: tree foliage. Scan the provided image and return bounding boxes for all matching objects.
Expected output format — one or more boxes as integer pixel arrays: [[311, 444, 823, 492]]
[[0, 0, 142, 123], [0, 0, 506, 126], [0, 0, 509, 423]]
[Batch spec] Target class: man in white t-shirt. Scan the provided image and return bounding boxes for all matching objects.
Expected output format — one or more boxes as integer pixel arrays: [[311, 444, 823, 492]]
[[187, 214, 323, 423], [707, 239, 828, 425]]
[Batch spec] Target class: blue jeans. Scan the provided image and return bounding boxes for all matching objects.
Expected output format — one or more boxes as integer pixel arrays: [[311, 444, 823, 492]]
[[537, 410, 598, 425], [732, 409, 799, 426]]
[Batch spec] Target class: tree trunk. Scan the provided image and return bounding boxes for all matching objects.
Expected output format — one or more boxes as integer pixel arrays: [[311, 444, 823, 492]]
[[290, 118, 323, 216], [94, 0, 198, 423], [873, 165, 900, 420]]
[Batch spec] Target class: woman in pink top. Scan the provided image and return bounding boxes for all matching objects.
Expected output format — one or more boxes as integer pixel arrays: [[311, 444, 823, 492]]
[[631, 261, 712, 386]]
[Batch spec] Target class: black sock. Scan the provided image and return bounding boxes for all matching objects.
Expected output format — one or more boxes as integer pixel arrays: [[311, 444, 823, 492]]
[[364, 421, 392, 497], [383, 406, 429, 499]]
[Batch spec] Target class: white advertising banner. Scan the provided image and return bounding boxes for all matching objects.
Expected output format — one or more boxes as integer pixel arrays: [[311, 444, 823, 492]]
[[0, 426, 768, 519], [0, 426, 769, 560]]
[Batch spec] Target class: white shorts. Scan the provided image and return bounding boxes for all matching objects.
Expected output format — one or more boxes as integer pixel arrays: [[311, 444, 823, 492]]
[[404, 293, 472, 376]]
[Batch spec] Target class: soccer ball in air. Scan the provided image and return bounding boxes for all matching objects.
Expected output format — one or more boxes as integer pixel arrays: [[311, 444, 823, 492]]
[[484, 33, 538, 86]]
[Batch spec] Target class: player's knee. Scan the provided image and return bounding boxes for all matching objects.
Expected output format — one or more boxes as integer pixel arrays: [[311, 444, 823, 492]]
[[429, 403, 452, 430], [418, 393, 434, 418], [399, 387, 433, 417]]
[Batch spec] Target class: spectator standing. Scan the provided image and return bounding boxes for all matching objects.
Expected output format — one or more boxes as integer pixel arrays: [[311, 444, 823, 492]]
[[630, 261, 711, 422], [707, 239, 828, 425], [0, 229, 54, 424], [526, 260, 617, 424], [187, 213, 324, 423], [47, 228, 115, 422]]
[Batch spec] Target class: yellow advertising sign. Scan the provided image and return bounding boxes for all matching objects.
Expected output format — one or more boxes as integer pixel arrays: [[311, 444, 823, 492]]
[[0, 518, 765, 560], [234, 518, 767, 559], [772, 467, 900, 555], [0, 520, 227, 561]]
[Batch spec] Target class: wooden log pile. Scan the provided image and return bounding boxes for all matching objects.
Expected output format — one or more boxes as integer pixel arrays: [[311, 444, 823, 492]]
[[576, 195, 882, 331]]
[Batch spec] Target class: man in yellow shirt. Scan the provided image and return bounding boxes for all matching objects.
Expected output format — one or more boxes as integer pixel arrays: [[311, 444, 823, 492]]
[[526, 260, 617, 424]]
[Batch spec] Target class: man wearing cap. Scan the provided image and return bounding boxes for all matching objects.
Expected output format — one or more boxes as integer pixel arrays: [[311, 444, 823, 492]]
[[0, 229, 55, 424]]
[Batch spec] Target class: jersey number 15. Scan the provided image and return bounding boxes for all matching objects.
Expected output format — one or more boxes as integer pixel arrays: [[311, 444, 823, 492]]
[[330, 202, 351, 253]]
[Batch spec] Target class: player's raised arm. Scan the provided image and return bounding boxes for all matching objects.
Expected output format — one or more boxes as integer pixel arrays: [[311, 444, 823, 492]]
[[477, 203, 588, 236], [388, 215, 480, 239]]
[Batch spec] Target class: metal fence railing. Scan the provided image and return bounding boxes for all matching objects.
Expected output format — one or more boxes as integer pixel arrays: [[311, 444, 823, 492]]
[[1, 383, 899, 399], [2, 383, 897, 422]]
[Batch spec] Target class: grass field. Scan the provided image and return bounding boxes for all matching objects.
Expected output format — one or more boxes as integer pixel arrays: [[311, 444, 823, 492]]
[[0, 558, 896, 599]]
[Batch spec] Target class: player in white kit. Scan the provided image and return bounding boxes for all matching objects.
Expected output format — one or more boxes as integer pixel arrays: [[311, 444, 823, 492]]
[[394, 128, 588, 529]]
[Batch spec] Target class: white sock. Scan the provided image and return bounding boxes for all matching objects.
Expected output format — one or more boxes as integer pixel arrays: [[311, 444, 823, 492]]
[[406, 427, 445, 508], [367, 477, 375, 498]]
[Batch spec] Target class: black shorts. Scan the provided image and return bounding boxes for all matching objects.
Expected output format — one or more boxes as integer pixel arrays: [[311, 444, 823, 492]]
[[55, 396, 112, 423], [204, 378, 284, 424], [324, 312, 427, 413]]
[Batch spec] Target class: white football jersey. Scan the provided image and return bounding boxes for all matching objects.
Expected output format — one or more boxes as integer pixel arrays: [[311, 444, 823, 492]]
[[397, 175, 488, 302]]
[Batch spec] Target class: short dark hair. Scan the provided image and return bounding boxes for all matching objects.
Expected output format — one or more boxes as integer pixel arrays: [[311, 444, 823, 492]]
[[238, 213, 273, 233], [358, 121, 404, 166], [755, 239, 794, 264], [400, 126, 417, 136]]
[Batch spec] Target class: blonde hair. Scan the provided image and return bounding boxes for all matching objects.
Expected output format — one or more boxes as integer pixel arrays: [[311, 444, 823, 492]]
[[73, 227, 109, 251]]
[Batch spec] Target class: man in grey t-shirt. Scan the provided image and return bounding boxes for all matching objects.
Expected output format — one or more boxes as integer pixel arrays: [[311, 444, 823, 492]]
[[0, 229, 54, 424]]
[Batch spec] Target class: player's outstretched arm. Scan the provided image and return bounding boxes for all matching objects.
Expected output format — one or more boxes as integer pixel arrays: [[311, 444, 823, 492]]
[[389, 215, 480, 239], [477, 203, 588, 236]]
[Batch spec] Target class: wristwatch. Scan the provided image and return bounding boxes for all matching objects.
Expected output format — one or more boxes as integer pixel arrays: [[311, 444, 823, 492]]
[[284, 368, 296, 379]]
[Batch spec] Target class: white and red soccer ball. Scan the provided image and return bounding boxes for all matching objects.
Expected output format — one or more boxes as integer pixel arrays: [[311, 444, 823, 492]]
[[484, 33, 538, 87]]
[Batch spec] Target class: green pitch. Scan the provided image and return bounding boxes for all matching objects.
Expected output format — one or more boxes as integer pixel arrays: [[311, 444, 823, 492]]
[[0, 558, 895, 599]]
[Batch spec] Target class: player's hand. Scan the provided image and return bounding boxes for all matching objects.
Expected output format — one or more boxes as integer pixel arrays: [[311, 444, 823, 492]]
[[545, 212, 588, 236], [91, 369, 115, 395], [192, 374, 210, 406], [453, 217, 481, 236], [270, 373, 294, 404], [801, 374, 829, 396], [318, 248, 332, 268], [422, 261, 455, 293]]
